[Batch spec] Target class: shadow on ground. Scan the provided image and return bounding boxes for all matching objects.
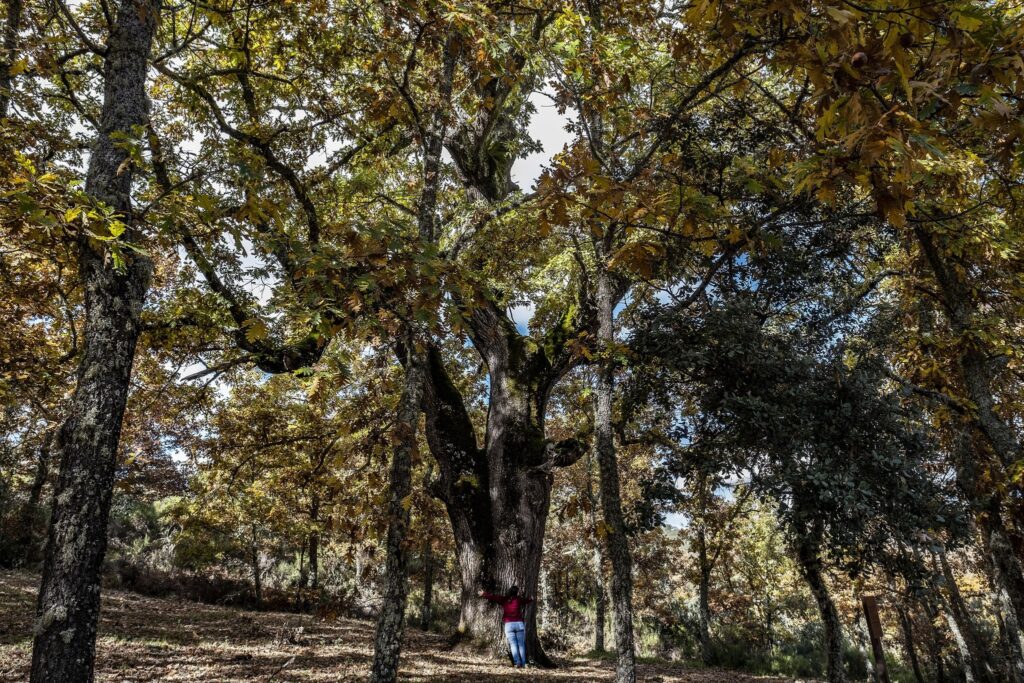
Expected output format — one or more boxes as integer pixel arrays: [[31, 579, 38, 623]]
[[1, 572, 797, 682]]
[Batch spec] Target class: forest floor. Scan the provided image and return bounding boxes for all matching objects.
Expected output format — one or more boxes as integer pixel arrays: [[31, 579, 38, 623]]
[[1, 571, 800, 682]]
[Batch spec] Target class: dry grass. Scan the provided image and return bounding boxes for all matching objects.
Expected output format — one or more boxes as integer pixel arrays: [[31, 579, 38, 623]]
[[1, 571, 798, 682]]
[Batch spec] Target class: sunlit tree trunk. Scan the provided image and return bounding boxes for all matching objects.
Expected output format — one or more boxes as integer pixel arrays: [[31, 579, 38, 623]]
[[981, 519, 1024, 681], [483, 382, 565, 667], [30, 3, 160, 680], [994, 588, 1024, 682], [594, 259, 637, 683]]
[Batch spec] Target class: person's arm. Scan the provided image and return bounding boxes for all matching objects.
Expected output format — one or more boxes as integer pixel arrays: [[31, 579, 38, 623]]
[[477, 589, 504, 603]]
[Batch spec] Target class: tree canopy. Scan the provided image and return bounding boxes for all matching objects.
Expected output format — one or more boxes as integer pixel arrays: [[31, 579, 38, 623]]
[[1, 1, 1023, 682]]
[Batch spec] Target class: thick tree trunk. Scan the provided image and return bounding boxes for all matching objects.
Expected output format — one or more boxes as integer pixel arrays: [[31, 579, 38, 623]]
[[951, 432, 1024, 666], [419, 345, 494, 638], [435, 393, 568, 667], [420, 334, 582, 667], [29, 3, 159, 681], [981, 511, 1024, 681], [915, 227, 1021, 470], [594, 264, 637, 683], [794, 538, 847, 683], [369, 355, 426, 683], [984, 511, 1024, 655], [486, 420, 560, 667]]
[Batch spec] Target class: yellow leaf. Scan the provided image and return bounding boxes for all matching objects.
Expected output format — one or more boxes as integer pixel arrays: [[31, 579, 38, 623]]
[[244, 319, 269, 342], [952, 12, 984, 33]]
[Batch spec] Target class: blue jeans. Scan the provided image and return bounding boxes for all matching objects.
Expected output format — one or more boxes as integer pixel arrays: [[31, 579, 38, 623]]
[[503, 621, 527, 666]]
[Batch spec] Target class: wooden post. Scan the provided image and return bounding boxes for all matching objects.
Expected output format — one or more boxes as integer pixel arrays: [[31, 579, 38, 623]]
[[862, 595, 892, 683]]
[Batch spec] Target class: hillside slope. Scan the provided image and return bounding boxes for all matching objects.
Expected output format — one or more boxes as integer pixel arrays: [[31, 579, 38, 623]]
[[1, 572, 795, 682]]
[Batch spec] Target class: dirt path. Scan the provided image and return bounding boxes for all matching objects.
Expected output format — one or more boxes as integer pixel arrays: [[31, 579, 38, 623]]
[[1, 572, 796, 682]]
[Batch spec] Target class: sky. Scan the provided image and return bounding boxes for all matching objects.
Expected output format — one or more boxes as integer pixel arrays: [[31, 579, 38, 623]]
[[512, 92, 573, 192]]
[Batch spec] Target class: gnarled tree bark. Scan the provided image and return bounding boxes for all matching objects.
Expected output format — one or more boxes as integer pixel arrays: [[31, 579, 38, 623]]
[[30, 2, 161, 681], [419, 316, 586, 667]]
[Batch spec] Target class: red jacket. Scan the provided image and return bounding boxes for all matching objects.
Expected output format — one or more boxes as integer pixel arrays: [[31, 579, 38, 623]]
[[481, 591, 533, 623]]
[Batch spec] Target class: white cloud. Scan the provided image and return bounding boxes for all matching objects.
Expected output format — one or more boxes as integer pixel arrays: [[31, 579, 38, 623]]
[[512, 91, 575, 191]]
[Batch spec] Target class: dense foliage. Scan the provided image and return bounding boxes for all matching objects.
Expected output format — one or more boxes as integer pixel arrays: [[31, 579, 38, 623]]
[[2, 1, 1023, 682]]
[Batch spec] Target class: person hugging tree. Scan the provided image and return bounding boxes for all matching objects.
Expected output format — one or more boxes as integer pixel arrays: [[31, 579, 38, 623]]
[[478, 585, 534, 668]]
